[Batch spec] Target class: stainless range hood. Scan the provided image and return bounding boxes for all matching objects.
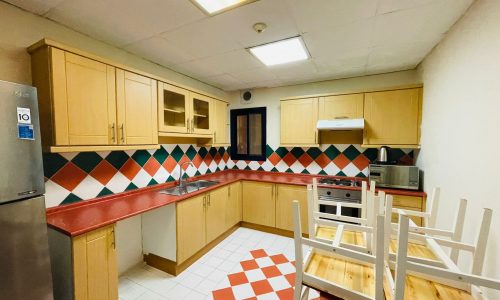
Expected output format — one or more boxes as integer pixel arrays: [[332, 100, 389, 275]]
[[317, 118, 364, 130]]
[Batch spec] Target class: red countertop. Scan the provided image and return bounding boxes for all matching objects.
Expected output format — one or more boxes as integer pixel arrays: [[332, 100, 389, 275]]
[[46, 169, 426, 236]]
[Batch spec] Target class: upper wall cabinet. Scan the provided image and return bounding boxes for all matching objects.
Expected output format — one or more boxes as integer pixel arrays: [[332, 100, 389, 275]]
[[212, 99, 230, 145], [363, 88, 422, 147], [319, 93, 364, 119], [280, 98, 319, 146], [158, 83, 214, 137], [29, 45, 159, 152]]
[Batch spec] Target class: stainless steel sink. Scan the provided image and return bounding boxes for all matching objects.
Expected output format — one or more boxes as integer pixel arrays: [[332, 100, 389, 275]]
[[159, 180, 219, 196]]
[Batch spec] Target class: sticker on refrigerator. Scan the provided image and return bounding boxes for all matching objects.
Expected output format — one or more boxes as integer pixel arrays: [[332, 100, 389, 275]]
[[17, 107, 31, 124], [17, 124, 35, 140]]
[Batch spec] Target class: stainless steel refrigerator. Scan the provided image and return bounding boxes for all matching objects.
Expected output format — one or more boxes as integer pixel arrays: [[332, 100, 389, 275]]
[[0, 80, 54, 299]]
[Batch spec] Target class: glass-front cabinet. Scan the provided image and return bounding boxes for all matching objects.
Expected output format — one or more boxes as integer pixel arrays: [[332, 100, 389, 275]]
[[158, 83, 213, 135]]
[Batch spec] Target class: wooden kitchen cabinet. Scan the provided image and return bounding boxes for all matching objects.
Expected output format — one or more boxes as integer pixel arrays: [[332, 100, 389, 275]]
[[242, 181, 276, 227], [280, 98, 319, 146], [212, 99, 230, 145], [226, 182, 242, 228], [319, 93, 364, 120], [116, 69, 158, 145], [72, 225, 117, 300], [176, 194, 207, 264], [363, 88, 422, 147], [206, 186, 229, 244], [390, 194, 426, 226], [275, 184, 308, 232]]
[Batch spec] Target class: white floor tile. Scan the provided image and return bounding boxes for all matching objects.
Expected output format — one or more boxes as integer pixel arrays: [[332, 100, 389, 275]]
[[204, 256, 224, 268], [245, 268, 266, 282], [119, 278, 147, 300], [136, 291, 167, 300], [177, 272, 204, 288], [232, 283, 255, 300], [164, 283, 192, 299], [257, 292, 280, 300], [268, 275, 291, 291], [191, 264, 217, 277], [195, 278, 219, 295], [184, 289, 207, 300]]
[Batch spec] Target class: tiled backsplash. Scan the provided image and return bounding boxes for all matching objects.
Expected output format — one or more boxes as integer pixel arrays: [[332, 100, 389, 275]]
[[43, 144, 413, 207]]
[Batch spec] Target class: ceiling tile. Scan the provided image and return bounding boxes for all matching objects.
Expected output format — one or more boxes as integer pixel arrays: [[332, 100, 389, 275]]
[[4, 0, 64, 15], [230, 67, 278, 84], [269, 60, 318, 80], [45, 0, 206, 46], [192, 49, 263, 74], [376, 0, 436, 14], [124, 36, 196, 66]]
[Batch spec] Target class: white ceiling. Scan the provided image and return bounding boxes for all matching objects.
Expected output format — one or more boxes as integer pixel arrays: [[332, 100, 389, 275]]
[[6, 0, 473, 91]]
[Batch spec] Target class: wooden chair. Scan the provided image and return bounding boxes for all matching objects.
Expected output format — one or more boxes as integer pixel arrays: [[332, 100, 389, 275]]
[[388, 211, 499, 300], [293, 191, 393, 300]]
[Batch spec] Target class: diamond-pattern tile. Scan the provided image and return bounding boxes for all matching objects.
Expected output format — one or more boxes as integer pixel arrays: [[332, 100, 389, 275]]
[[51, 162, 87, 191], [90, 160, 117, 185], [72, 152, 103, 173], [152, 146, 169, 165], [42, 153, 68, 178], [120, 159, 142, 181], [105, 151, 130, 170]]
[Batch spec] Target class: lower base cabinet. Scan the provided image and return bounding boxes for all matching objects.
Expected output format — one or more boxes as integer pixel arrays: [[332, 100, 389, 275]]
[[275, 184, 308, 232], [176, 194, 207, 264], [73, 225, 117, 300], [226, 182, 242, 228], [390, 194, 426, 226], [242, 181, 276, 227]]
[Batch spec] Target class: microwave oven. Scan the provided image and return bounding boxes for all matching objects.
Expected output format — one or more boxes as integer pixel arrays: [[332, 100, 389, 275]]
[[368, 164, 420, 190]]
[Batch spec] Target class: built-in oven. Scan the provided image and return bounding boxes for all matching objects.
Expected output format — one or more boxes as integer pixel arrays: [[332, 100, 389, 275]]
[[318, 187, 361, 219]]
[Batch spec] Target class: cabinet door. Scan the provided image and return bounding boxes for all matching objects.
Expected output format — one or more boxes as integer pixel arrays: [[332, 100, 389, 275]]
[[242, 181, 275, 227], [73, 225, 117, 300], [190, 93, 212, 134], [275, 184, 308, 232], [116, 70, 158, 145], [319, 94, 364, 119], [280, 98, 318, 146], [391, 195, 425, 226], [206, 186, 229, 243], [158, 82, 190, 133], [364, 89, 420, 145], [177, 195, 206, 263], [226, 182, 242, 228], [213, 100, 229, 144], [52, 49, 116, 146]]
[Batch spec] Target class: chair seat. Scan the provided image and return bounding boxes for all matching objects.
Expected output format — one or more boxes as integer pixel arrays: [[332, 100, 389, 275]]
[[389, 239, 438, 261], [305, 252, 376, 298], [315, 226, 366, 247]]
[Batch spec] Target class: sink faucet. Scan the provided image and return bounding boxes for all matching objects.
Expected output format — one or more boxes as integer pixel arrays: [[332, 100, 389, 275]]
[[178, 161, 194, 188]]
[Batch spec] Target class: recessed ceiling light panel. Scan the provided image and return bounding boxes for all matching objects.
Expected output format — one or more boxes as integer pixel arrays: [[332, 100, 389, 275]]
[[192, 0, 257, 15], [249, 37, 310, 66]]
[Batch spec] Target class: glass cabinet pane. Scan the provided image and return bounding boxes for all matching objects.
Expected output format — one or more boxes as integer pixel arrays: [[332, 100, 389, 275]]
[[163, 89, 186, 128], [192, 97, 210, 130], [236, 115, 248, 155], [249, 113, 262, 155]]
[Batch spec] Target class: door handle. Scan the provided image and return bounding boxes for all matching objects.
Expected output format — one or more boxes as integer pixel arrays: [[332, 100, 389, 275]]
[[191, 119, 194, 133], [111, 123, 116, 143], [203, 196, 206, 209], [187, 119, 190, 132], [208, 194, 211, 206], [120, 124, 125, 143], [110, 229, 116, 249]]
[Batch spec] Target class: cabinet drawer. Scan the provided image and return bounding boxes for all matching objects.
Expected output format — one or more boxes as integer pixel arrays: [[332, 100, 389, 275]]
[[392, 206, 422, 226], [391, 194, 423, 209]]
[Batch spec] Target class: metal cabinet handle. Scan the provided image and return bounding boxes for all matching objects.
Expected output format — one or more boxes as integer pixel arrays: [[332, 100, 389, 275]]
[[111, 123, 116, 143], [120, 124, 125, 143], [214, 132, 216, 142], [208, 194, 211, 206], [335, 116, 349, 119], [187, 119, 190, 132], [203, 196, 206, 208], [191, 119, 194, 133], [110, 229, 116, 249]]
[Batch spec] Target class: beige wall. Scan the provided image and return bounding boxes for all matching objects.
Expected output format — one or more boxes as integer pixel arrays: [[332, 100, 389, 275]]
[[229, 70, 421, 147], [0, 2, 228, 99], [417, 0, 500, 297]]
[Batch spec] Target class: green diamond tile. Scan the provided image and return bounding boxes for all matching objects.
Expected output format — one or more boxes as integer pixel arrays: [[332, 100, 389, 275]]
[[125, 182, 138, 191], [106, 151, 130, 170], [290, 147, 305, 159], [301, 169, 311, 174], [343, 145, 361, 161], [72, 152, 103, 173], [257, 167, 265, 171], [336, 171, 347, 177], [274, 147, 289, 158], [356, 172, 367, 178], [362, 148, 378, 162], [131, 150, 151, 167], [324, 145, 340, 160], [218, 147, 225, 156], [244, 166, 251, 170], [265, 145, 274, 157], [391, 148, 406, 163], [209, 147, 218, 157], [270, 167, 279, 172], [186, 146, 197, 160], [194, 170, 202, 176], [43, 153, 68, 178], [206, 169, 212, 174], [285, 168, 294, 173], [167, 175, 176, 182], [170, 146, 185, 162], [148, 178, 158, 186], [306, 147, 322, 160], [198, 147, 209, 158], [61, 193, 81, 205], [318, 170, 328, 175], [153, 147, 169, 164], [97, 187, 113, 197]]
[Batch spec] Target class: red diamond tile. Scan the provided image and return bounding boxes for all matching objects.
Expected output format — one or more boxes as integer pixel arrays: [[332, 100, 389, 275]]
[[228, 272, 248, 286], [143, 157, 161, 177], [352, 154, 370, 171], [223, 152, 230, 163], [270, 254, 289, 265], [315, 153, 332, 169], [268, 153, 281, 166], [399, 154, 413, 165], [162, 156, 178, 173], [241, 259, 259, 271], [212, 287, 236, 300], [250, 249, 268, 259], [276, 287, 294, 300], [284, 273, 295, 286], [332, 153, 350, 170], [261, 265, 281, 278], [119, 159, 141, 181], [192, 154, 203, 168], [51, 162, 87, 191], [214, 153, 222, 164], [282, 152, 297, 167], [178, 155, 190, 166], [90, 160, 117, 185], [203, 154, 213, 165], [250, 279, 273, 295], [298, 153, 314, 168]]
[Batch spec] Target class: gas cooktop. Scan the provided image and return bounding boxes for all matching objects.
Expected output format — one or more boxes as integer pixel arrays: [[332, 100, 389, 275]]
[[318, 178, 363, 187]]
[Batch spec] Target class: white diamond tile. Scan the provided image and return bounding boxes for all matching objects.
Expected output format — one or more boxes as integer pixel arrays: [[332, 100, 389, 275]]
[[44, 180, 71, 207], [255, 257, 274, 268], [248, 161, 261, 171], [231, 283, 254, 300], [276, 262, 295, 275], [152, 167, 168, 184], [197, 162, 209, 175], [132, 169, 152, 188], [274, 161, 288, 173], [305, 162, 321, 175], [208, 161, 218, 173], [59, 152, 78, 161], [235, 160, 248, 169], [245, 268, 266, 282], [342, 162, 360, 177], [267, 275, 291, 291], [290, 161, 305, 173], [107, 172, 131, 193], [72, 175, 104, 200], [323, 162, 341, 176]]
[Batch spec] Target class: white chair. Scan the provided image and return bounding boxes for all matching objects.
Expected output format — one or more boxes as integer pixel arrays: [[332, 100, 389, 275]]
[[293, 191, 393, 300]]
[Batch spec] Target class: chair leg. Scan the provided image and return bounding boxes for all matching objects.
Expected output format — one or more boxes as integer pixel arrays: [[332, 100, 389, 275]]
[[294, 282, 303, 300], [301, 286, 310, 300]]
